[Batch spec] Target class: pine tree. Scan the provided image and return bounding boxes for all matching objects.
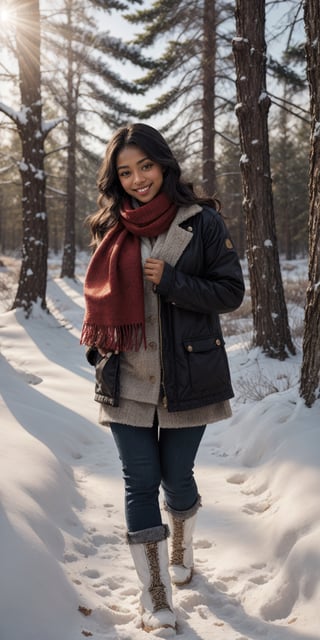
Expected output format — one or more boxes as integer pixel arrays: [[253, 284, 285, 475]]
[[41, 0, 151, 278], [0, 0, 64, 313], [0, 0, 151, 283], [125, 0, 235, 197], [233, 0, 295, 360]]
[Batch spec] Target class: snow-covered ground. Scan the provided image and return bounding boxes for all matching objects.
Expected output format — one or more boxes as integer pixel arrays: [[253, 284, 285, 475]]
[[0, 254, 319, 640]]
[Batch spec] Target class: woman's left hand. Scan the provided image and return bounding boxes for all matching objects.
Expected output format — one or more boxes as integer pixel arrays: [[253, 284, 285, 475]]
[[144, 258, 165, 285]]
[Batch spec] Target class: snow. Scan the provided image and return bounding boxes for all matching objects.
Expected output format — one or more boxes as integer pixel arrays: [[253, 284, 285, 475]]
[[240, 154, 249, 164], [259, 92, 268, 103], [0, 255, 319, 640], [42, 116, 66, 134], [0, 100, 65, 133], [0, 102, 29, 124], [18, 161, 29, 172], [232, 37, 249, 44]]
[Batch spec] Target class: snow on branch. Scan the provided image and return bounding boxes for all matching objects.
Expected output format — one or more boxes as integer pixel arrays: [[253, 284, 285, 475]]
[[0, 102, 25, 124], [42, 116, 66, 136], [1, 103, 66, 136]]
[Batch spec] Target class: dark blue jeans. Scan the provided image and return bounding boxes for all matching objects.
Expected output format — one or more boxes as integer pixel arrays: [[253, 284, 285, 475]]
[[110, 415, 206, 533]]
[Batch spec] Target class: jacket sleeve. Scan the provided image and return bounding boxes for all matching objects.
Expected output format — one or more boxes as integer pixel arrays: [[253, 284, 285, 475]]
[[155, 211, 245, 315]]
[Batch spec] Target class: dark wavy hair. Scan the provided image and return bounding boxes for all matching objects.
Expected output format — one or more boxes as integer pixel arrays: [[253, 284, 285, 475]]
[[87, 122, 219, 244]]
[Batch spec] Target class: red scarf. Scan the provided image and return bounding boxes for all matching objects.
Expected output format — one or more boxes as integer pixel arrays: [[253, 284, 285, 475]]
[[80, 192, 177, 352]]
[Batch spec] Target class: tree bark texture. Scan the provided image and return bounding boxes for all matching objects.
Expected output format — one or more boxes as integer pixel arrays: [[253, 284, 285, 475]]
[[13, 0, 48, 313], [233, 0, 295, 359], [300, 0, 320, 406], [202, 0, 217, 196]]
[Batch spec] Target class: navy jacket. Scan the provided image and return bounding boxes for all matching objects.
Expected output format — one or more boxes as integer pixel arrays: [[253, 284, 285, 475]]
[[87, 206, 245, 412]]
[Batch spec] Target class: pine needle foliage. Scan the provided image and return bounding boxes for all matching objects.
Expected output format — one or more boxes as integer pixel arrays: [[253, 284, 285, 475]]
[[125, 0, 235, 194]]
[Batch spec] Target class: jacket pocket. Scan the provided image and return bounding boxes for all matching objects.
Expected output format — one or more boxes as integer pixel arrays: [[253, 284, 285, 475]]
[[183, 336, 230, 394], [94, 352, 120, 406]]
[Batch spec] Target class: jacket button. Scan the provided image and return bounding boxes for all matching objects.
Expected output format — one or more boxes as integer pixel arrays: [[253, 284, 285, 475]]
[[187, 345, 193, 352], [215, 339, 221, 346]]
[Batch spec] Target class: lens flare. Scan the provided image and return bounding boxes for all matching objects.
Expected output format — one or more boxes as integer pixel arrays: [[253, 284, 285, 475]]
[[0, 4, 14, 26]]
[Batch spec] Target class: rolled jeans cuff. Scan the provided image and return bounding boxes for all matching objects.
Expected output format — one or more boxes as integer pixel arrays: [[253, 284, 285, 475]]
[[127, 523, 170, 545], [163, 494, 202, 520]]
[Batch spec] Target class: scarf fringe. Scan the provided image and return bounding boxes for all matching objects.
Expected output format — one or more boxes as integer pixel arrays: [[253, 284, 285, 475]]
[[80, 321, 146, 352]]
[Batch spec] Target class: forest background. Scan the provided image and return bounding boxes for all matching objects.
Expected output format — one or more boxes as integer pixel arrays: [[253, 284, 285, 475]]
[[0, 0, 308, 259]]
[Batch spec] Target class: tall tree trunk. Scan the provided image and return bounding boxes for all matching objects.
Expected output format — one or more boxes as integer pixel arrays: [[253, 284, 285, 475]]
[[202, 0, 216, 196], [300, 0, 320, 406], [233, 0, 295, 359], [60, 0, 77, 279], [12, 0, 48, 313]]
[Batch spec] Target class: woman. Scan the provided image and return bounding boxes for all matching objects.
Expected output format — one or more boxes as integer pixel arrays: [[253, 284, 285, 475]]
[[81, 123, 244, 634]]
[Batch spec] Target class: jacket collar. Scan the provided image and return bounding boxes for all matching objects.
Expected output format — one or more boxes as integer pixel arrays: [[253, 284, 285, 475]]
[[151, 204, 201, 267]]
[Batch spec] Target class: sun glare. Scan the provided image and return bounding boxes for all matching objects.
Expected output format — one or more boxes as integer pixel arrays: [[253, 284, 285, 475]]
[[0, 5, 14, 26]]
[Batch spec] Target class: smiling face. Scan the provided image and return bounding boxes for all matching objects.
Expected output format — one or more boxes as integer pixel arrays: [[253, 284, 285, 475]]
[[116, 145, 164, 204]]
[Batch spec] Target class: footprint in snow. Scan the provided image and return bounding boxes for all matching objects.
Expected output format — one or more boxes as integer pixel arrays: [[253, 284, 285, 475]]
[[106, 575, 125, 590], [194, 539, 213, 549], [249, 573, 270, 585], [73, 540, 97, 556], [71, 451, 83, 460], [82, 568, 101, 579], [213, 574, 238, 594], [178, 591, 204, 609], [241, 481, 268, 496], [242, 499, 272, 515], [95, 586, 111, 597], [63, 552, 78, 563], [91, 533, 121, 546], [93, 603, 135, 625], [120, 586, 139, 597], [16, 369, 43, 385], [196, 605, 209, 619], [226, 472, 248, 484]]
